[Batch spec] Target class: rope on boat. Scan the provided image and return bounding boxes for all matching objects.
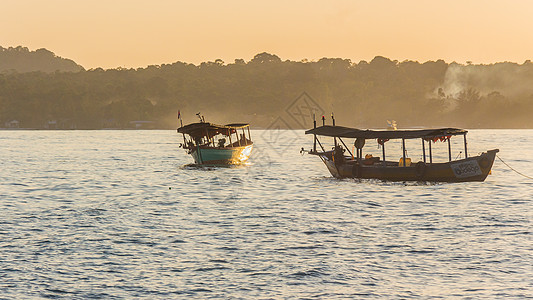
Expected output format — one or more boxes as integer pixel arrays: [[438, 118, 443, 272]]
[[496, 154, 533, 180]]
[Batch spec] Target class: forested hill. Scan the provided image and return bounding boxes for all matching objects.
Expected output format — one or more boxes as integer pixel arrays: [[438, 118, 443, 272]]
[[0, 51, 532, 129], [0, 46, 84, 73]]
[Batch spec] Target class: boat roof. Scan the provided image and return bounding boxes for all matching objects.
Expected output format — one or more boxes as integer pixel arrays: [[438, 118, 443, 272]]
[[305, 125, 467, 139], [178, 122, 249, 138]]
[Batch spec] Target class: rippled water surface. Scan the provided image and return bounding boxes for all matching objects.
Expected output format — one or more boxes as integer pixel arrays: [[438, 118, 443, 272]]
[[1, 129, 532, 299]]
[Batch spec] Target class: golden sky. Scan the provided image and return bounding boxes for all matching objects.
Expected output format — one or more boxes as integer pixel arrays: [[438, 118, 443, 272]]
[[2, 0, 532, 69]]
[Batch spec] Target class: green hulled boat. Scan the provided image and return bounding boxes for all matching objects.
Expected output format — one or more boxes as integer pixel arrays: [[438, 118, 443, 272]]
[[177, 115, 253, 165]]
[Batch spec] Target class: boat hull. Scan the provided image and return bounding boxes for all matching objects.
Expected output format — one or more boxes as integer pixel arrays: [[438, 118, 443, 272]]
[[318, 149, 498, 182], [189, 144, 253, 165]]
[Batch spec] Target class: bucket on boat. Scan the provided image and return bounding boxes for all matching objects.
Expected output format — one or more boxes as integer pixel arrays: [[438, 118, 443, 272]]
[[399, 157, 412, 167]]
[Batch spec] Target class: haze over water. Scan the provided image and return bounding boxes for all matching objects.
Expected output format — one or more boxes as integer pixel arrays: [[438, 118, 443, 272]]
[[1, 130, 531, 298]]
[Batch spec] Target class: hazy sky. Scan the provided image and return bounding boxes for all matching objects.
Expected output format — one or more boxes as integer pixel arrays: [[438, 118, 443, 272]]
[[2, 0, 532, 69]]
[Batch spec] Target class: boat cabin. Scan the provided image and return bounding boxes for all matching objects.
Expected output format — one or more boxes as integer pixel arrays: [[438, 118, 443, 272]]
[[178, 122, 252, 149], [307, 124, 469, 166]]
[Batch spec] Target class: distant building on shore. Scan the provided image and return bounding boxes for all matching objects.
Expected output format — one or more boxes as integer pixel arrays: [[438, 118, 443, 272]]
[[44, 119, 77, 129], [129, 120, 156, 129], [4, 120, 20, 128]]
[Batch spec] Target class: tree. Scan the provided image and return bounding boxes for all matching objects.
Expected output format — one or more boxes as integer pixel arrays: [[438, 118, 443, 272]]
[[250, 52, 281, 64]]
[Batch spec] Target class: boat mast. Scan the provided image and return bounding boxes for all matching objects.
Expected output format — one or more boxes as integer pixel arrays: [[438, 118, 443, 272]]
[[331, 113, 337, 148], [179, 115, 187, 146]]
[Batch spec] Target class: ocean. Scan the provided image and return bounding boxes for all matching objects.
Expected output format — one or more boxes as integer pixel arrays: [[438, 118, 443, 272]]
[[1, 129, 531, 299]]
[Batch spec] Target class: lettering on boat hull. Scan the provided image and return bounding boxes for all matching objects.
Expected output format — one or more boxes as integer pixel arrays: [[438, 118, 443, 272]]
[[451, 160, 482, 178]]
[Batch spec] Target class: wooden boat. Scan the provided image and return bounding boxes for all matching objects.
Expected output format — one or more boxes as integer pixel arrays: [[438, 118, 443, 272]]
[[177, 115, 253, 165], [304, 116, 498, 182]]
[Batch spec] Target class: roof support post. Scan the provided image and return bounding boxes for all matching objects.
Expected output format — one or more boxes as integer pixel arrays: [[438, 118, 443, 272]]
[[313, 117, 317, 153], [197, 144, 203, 164], [402, 138, 406, 167], [204, 128, 210, 146], [181, 132, 187, 147], [464, 133, 468, 158], [429, 140, 433, 164], [448, 137, 452, 162], [422, 139, 426, 163], [382, 143, 386, 167]]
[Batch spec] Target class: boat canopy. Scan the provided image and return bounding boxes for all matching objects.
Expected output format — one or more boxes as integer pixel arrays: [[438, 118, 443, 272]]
[[305, 125, 467, 140], [178, 122, 249, 138]]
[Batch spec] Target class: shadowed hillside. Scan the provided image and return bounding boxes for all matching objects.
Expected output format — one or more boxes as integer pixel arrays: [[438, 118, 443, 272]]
[[0, 50, 532, 129], [0, 46, 84, 74]]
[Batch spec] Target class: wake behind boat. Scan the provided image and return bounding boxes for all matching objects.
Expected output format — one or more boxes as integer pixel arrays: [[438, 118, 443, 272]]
[[177, 114, 253, 165], [304, 116, 498, 182]]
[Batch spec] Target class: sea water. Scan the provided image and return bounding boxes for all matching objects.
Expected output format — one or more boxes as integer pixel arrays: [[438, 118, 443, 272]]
[[0, 129, 531, 299]]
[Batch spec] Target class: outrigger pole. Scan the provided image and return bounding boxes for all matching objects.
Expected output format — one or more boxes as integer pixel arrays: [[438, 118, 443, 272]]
[[338, 137, 354, 158]]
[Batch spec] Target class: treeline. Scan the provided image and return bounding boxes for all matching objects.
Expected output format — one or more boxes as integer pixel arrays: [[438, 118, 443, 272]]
[[0, 50, 532, 129]]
